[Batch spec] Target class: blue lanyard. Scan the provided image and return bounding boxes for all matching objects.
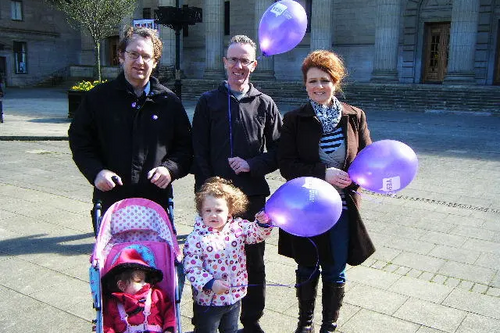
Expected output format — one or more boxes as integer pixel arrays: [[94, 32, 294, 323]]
[[227, 85, 233, 158]]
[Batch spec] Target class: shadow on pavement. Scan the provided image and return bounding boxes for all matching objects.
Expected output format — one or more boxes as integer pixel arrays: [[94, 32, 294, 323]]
[[28, 118, 71, 124], [0, 232, 95, 256]]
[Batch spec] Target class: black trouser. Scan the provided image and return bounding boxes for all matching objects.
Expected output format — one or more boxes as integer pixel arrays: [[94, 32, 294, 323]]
[[240, 195, 267, 327]]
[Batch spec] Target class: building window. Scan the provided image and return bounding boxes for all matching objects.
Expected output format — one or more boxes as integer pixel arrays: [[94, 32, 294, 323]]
[[11, 0, 23, 21], [13, 41, 27, 74], [224, 1, 230, 36], [143, 7, 151, 19], [305, 0, 311, 33]]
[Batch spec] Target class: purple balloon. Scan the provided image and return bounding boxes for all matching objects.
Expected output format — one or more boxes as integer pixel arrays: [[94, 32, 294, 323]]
[[258, 0, 308, 56], [348, 140, 418, 194], [265, 177, 342, 237]]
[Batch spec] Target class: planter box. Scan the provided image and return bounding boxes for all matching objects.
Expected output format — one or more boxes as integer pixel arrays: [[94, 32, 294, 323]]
[[67, 90, 86, 118]]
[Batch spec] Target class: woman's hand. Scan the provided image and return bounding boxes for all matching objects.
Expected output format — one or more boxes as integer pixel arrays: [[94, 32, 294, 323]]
[[325, 167, 352, 189], [212, 279, 230, 294]]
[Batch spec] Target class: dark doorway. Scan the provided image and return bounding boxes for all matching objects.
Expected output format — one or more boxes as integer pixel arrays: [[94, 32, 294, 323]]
[[0, 56, 6, 85], [422, 22, 450, 83], [108, 36, 120, 66], [494, 21, 500, 85]]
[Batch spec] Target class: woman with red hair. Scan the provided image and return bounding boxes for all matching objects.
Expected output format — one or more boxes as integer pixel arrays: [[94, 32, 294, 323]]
[[278, 50, 376, 333]]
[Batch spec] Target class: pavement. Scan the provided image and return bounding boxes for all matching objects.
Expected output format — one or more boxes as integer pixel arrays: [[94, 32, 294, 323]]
[[0, 86, 499, 333]]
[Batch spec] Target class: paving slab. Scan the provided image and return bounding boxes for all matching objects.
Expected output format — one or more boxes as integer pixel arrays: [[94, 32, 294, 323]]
[[1, 87, 499, 332]]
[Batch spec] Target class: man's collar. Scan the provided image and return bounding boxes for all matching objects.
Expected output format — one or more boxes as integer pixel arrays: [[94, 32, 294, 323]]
[[144, 81, 151, 96], [124, 78, 151, 96]]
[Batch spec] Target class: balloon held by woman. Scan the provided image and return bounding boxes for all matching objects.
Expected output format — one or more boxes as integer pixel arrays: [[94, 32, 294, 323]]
[[348, 139, 418, 194]]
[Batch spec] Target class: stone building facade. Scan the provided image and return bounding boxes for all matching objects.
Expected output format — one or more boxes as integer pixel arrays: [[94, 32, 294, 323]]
[[1, 0, 500, 87], [175, 0, 500, 85], [0, 0, 80, 86]]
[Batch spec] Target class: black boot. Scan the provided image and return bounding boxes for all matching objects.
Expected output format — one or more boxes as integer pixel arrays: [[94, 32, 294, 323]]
[[294, 270, 319, 333], [319, 282, 345, 333]]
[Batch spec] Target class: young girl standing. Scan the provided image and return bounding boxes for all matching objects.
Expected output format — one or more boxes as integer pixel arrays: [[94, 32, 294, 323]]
[[183, 176, 272, 333]]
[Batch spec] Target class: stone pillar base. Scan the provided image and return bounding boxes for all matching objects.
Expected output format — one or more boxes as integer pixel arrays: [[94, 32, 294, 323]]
[[156, 65, 175, 82], [370, 70, 399, 82], [203, 69, 225, 80], [443, 71, 476, 85], [252, 70, 276, 81]]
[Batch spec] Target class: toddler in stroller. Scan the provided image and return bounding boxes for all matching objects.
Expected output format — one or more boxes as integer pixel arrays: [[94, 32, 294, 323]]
[[90, 198, 182, 333], [101, 245, 175, 333]]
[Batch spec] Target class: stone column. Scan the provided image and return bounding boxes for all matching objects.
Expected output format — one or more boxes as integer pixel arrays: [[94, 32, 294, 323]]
[[158, 0, 176, 81], [370, 0, 401, 82], [443, 0, 479, 84], [203, 0, 225, 79], [310, 0, 333, 51], [253, 0, 276, 80]]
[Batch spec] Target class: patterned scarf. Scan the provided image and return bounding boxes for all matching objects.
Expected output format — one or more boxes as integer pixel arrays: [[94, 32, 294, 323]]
[[310, 97, 343, 134]]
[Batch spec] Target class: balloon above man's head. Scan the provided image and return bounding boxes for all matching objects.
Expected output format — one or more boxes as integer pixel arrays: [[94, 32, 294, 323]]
[[258, 0, 308, 56]]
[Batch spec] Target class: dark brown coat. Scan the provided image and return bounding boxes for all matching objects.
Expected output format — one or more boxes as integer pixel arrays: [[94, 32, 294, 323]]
[[277, 102, 375, 266]]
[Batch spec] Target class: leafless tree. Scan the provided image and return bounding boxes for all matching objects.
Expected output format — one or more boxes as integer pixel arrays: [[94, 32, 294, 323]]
[[47, 0, 138, 81]]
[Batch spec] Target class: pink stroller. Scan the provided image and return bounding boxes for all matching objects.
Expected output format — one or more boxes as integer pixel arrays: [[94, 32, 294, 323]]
[[89, 198, 182, 333]]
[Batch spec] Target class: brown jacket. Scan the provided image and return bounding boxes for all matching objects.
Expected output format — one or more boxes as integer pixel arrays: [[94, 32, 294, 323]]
[[277, 102, 375, 266]]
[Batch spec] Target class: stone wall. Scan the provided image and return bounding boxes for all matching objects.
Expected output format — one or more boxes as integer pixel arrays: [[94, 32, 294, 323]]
[[0, 0, 80, 87]]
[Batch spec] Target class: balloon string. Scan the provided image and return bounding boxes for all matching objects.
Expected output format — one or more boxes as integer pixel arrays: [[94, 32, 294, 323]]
[[230, 237, 320, 289], [227, 84, 233, 158], [350, 189, 394, 204], [201, 238, 320, 311]]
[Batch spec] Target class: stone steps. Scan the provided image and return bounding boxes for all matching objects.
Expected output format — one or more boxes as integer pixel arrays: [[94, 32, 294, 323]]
[[173, 79, 500, 114]]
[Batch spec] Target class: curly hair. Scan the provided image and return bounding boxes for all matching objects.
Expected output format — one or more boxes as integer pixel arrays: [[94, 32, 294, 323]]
[[118, 26, 163, 63], [195, 176, 248, 217], [301, 50, 346, 88]]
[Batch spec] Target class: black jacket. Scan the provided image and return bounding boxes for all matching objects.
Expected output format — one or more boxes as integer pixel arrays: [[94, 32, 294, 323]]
[[192, 82, 282, 196], [68, 73, 193, 213]]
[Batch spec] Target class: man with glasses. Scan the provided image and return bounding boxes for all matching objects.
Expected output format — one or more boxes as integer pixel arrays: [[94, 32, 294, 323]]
[[69, 26, 193, 234], [192, 35, 282, 333]]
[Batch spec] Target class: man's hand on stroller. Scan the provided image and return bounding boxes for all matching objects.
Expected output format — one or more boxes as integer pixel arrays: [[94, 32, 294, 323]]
[[147, 166, 172, 189], [94, 169, 122, 191], [212, 280, 230, 294]]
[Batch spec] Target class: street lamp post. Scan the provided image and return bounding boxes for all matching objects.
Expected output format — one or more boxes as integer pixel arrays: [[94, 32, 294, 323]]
[[155, 3, 202, 100]]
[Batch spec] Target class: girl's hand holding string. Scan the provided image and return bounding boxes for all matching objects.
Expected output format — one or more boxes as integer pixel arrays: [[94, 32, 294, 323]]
[[255, 211, 272, 227], [212, 280, 230, 294]]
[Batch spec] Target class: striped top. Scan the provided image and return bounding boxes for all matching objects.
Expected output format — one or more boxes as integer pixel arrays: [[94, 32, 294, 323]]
[[320, 127, 344, 154], [319, 126, 348, 210]]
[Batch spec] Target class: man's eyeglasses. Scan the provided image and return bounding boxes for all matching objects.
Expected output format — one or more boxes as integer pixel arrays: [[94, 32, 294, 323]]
[[226, 57, 255, 67], [125, 50, 154, 62]]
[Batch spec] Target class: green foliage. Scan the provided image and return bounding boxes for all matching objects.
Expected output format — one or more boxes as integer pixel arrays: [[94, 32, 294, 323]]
[[70, 80, 106, 91]]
